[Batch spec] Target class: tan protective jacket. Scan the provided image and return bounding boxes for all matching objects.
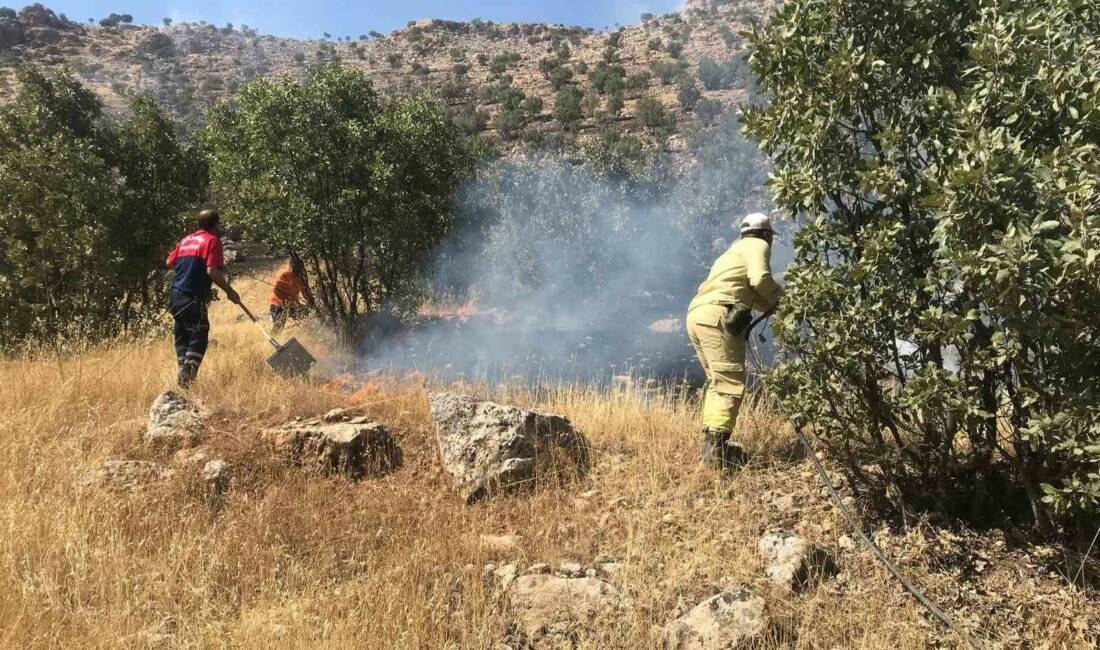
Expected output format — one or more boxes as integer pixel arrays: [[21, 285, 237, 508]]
[[688, 236, 782, 314]]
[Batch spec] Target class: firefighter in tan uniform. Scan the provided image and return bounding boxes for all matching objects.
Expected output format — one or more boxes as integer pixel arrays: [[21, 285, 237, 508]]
[[687, 212, 783, 469]]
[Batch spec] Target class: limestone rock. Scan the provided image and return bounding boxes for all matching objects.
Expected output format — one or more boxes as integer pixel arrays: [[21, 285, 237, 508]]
[[429, 392, 589, 502], [508, 574, 619, 639], [144, 391, 205, 451], [202, 459, 230, 507], [648, 317, 684, 334], [82, 460, 175, 491], [663, 587, 767, 650], [757, 533, 838, 592], [264, 419, 401, 479], [479, 534, 520, 553]]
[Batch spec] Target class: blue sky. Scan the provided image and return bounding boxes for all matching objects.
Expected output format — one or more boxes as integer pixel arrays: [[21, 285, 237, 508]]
[[34, 1, 685, 39]]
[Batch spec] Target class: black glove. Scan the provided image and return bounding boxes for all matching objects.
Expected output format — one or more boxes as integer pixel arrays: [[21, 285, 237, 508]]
[[723, 306, 753, 337]]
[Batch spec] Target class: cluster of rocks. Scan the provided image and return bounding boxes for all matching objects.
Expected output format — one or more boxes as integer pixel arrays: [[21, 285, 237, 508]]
[[82, 391, 230, 507], [85, 391, 592, 511], [483, 534, 838, 648]]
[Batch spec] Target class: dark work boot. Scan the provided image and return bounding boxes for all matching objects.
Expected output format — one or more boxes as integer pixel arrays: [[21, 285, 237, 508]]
[[702, 428, 730, 469], [721, 441, 750, 469], [178, 361, 198, 389]]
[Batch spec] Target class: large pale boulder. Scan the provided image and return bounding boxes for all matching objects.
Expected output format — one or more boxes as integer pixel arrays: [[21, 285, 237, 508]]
[[264, 419, 401, 479], [508, 574, 619, 639], [144, 391, 205, 451], [664, 588, 767, 650], [757, 533, 837, 592], [429, 393, 589, 502]]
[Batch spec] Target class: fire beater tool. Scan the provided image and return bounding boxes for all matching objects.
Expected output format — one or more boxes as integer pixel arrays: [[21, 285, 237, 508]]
[[237, 302, 316, 377]]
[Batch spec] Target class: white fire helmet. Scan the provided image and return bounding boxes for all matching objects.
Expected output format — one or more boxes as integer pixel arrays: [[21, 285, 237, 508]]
[[739, 212, 773, 234]]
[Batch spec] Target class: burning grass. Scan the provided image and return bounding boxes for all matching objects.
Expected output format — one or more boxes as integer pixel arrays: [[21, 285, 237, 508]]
[[0, 275, 1095, 648]]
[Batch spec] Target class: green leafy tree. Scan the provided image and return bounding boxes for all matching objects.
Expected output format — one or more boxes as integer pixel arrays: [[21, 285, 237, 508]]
[[745, 0, 1100, 529], [0, 67, 205, 348], [204, 64, 472, 344]]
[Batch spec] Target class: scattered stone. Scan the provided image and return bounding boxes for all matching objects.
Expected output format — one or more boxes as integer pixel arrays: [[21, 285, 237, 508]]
[[480, 534, 520, 552], [173, 448, 209, 466], [838, 535, 857, 552], [322, 408, 349, 422], [758, 533, 838, 592], [493, 563, 519, 590], [648, 317, 684, 334], [598, 562, 624, 578], [144, 391, 205, 451], [429, 393, 589, 503], [202, 459, 230, 508], [264, 419, 402, 479], [771, 494, 795, 512], [508, 575, 620, 639], [558, 561, 584, 578], [526, 563, 551, 575], [82, 459, 175, 491], [663, 587, 767, 650]]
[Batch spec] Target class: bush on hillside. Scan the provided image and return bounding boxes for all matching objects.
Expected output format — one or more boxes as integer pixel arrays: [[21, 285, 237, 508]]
[[553, 86, 583, 129], [204, 64, 473, 344], [0, 67, 205, 348], [745, 0, 1100, 529]]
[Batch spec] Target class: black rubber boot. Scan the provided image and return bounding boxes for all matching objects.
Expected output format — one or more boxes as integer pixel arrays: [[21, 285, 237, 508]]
[[702, 428, 731, 469], [721, 441, 750, 469]]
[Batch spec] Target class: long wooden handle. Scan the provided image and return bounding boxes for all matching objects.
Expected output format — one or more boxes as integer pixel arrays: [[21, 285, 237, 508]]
[[237, 302, 281, 350]]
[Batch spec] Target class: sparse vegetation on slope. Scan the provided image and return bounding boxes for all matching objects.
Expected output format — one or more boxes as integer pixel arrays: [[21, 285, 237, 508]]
[[0, 2, 780, 154]]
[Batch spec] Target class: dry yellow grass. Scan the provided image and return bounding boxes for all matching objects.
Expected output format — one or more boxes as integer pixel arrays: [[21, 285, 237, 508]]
[[0, 274, 1095, 649]]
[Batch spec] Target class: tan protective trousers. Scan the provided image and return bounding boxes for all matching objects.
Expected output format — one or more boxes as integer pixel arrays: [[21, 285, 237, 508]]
[[687, 303, 746, 433]]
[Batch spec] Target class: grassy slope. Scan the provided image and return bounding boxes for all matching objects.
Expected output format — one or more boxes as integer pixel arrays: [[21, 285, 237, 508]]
[[0, 272, 1094, 648]]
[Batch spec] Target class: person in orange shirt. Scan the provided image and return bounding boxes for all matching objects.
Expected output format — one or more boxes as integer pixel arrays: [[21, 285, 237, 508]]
[[268, 262, 305, 333]]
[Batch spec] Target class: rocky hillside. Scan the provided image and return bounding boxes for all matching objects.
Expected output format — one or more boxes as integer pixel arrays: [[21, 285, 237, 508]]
[[0, 1, 777, 151]]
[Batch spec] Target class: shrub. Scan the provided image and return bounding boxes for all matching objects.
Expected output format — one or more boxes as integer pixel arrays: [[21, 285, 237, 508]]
[[647, 37, 663, 52], [0, 67, 205, 348], [581, 91, 600, 118], [204, 64, 472, 344], [698, 56, 725, 90], [588, 61, 625, 94], [745, 0, 1100, 528], [489, 51, 520, 74], [635, 96, 672, 131], [451, 104, 489, 135], [293, 52, 306, 64], [649, 59, 687, 85], [548, 66, 573, 90], [695, 97, 722, 125], [476, 52, 489, 66], [387, 53, 402, 68], [666, 39, 684, 58], [677, 76, 701, 111], [522, 95, 544, 115], [605, 91, 624, 117], [452, 63, 469, 77], [495, 109, 525, 140], [718, 24, 737, 48], [553, 86, 583, 128]]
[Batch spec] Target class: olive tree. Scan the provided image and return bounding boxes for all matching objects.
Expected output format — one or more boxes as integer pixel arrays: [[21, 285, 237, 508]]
[[0, 66, 205, 349], [745, 0, 1099, 529], [203, 63, 472, 344]]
